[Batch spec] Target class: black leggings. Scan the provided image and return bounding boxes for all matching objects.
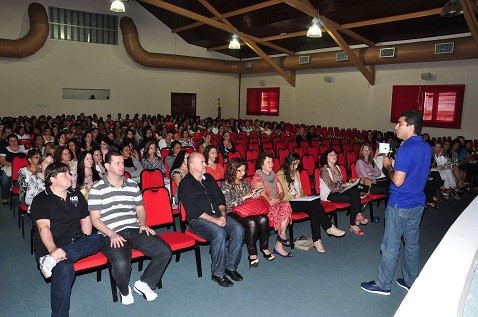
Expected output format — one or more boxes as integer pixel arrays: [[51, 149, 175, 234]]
[[328, 186, 361, 226], [228, 213, 269, 256], [289, 199, 332, 241]]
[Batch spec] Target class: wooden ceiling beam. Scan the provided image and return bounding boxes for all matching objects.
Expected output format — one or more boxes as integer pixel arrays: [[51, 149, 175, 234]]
[[281, 0, 374, 84], [321, 16, 375, 85], [461, 0, 478, 46], [173, 0, 281, 33], [280, 0, 374, 46], [140, 0, 231, 32], [198, 0, 295, 86]]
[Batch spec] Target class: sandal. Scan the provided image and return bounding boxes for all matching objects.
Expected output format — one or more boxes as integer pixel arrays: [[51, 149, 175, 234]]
[[426, 202, 438, 209], [355, 216, 369, 226], [249, 256, 259, 268], [349, 225, 364, 236]]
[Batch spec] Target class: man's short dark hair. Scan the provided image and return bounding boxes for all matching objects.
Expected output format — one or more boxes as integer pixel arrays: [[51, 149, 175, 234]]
[[44, 162, 70, 187], [105, 150, 122, 164], [400, 110, 423, 135]]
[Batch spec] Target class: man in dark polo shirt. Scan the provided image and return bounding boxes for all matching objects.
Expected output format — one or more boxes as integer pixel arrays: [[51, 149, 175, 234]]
[[31, 162, 104, 317]]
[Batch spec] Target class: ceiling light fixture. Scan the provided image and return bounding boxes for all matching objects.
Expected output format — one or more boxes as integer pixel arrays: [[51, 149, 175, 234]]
[[307, 11, 322, 38], [110, 0, 125, 13], [441, 0, 463, 17], [228, 33, 241, 50]]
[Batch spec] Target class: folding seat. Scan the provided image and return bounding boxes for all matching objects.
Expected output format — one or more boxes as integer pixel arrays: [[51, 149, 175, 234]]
[[10, 157, 28, 212], [277, 148, 289, 166], [301, 154, 315, 176], [246, 149, 259, 162], [293, 147, 304, 159], [140, 169, 164, 191], [247, 161, 256, 177], [313, 168, 350, 227]]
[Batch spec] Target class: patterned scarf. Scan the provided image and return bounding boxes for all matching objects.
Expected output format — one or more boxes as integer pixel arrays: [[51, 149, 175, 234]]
[[256, 169, 277, 198]]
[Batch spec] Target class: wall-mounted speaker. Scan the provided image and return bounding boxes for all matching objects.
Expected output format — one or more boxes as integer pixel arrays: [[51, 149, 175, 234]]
[[421, 72, 432, 81], [324, 76, 334, 83], [259, 80, 266, 86]]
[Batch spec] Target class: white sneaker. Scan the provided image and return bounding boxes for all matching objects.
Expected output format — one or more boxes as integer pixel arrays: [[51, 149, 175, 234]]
[[134, 280, 158, 301], [39, 255, 57, 278], [326, 225, 346, 237], [120, 286, 134, 305], [313, 239, 326, 253]]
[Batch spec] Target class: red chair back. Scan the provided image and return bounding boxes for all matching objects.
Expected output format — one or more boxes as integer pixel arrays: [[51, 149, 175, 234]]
[[314, 168, 321, 195], [273, 158, 280, 173], [227, 151, 241, 161], [299, 170, 312, 196], [247, 161, 256, 177], [140, 169, 164, 191], [277, 148, 289, 166], [160, 147, 169, 159], [246, 149, 259, 161], [123, 171, 131, 179], [143, 187, 173, 227], [301, 154, 315, 176], [12, 157, 28, 182], [339, 164, 348, 181], [350, 162, 358, 179]]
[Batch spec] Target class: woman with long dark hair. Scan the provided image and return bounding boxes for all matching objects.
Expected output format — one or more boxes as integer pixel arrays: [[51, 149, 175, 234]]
[[278, 152, 345, 253], [76, 151, 101, 198], [221, 158, 274, 267]]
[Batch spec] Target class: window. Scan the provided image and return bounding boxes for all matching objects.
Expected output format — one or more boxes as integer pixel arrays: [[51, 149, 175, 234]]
[[391, 85, 465, 129], [49, 7, 118, 45], [246, 88, 280, 116]]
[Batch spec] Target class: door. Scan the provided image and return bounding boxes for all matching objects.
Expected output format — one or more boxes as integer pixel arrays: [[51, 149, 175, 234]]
[[171, 93, 196, 117]]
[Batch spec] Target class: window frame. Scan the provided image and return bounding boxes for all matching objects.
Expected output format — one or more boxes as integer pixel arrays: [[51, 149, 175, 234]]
[[391, 84, 465, 129], [246, 87, 280, 116]]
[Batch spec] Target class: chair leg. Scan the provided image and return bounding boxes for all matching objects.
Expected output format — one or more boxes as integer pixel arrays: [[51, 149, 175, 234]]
[[333, 212, 338, 227], [96, 269, 102, 282], [288, 224, 295, 249], [138, 261, 143, 271], [157, 278, 162, 289], [194, 245, 202, 278], [369, 202, 374, 219], [21, 213, 25, 238], [108, 266, 118, 302], [175, 253, 180, 262], [30, 227, 34, 255]]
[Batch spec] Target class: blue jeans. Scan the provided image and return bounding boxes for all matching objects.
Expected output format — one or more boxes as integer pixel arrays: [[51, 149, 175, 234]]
[[376, 204, 424, 290], [1, 169, 11, 200], [35, 233, 105, 317], [189, 216, 244, 277], [102, 228, 172, 296]]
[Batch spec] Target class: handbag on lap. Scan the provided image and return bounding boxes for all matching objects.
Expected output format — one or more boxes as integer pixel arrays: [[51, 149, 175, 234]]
[[232, 196, 269, 218]]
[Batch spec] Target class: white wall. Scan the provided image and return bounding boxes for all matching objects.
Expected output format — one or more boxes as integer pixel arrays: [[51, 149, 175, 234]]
[[240, 58, 478, 138], [1, 0, 477, 139], [0, 0, 239, 119]]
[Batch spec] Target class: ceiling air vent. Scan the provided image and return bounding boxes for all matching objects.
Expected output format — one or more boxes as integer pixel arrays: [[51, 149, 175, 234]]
[[336, 52, 349, 62], [435, 42, 454, 54], [379, 47, 395, 58], [244, 61, 253, 69], [299, 55, 310, 65]]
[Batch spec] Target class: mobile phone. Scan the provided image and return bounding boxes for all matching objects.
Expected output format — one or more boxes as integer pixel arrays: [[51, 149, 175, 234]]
[[254, 188, 264, 194]]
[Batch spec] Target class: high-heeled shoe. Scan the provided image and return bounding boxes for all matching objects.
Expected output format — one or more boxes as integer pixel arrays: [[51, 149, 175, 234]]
[[349, 224, 364, 236], [276, 235, 291, 247], [355, 216, 369, 226], [273, 248, 293, 258], [249, 256, 259, 268], [261, 250, 275, 261]]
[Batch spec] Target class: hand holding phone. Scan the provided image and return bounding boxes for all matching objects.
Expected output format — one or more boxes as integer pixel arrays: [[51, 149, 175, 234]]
[[254, 188, 264, 194]]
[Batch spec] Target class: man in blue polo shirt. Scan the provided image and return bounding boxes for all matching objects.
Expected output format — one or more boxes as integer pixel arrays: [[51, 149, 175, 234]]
[[361, 110, 432, 295]]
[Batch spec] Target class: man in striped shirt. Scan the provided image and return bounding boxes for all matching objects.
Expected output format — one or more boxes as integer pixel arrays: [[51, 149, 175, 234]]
[[89, 151, 172, 305]]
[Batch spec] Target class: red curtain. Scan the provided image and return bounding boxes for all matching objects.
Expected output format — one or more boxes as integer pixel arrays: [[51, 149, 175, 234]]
[[246, 88, 280, 116]]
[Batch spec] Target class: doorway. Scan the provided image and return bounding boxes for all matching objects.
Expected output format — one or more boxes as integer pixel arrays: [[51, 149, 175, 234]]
[[171, 93, 196, 116]]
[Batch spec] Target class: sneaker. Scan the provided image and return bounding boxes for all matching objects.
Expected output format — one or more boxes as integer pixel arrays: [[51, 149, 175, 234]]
[[39, 255, 57, 278], [120, 286, 134, 305], [326, 225, 345, 237], [313, 239, 325, 253], [396, 278, 410, 291], [134, 280, 158, 301], [360, 281, 390, 295]]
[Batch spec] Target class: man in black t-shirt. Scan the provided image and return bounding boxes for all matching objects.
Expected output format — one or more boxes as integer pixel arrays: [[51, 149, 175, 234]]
[[31, 162, 104, 317]]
